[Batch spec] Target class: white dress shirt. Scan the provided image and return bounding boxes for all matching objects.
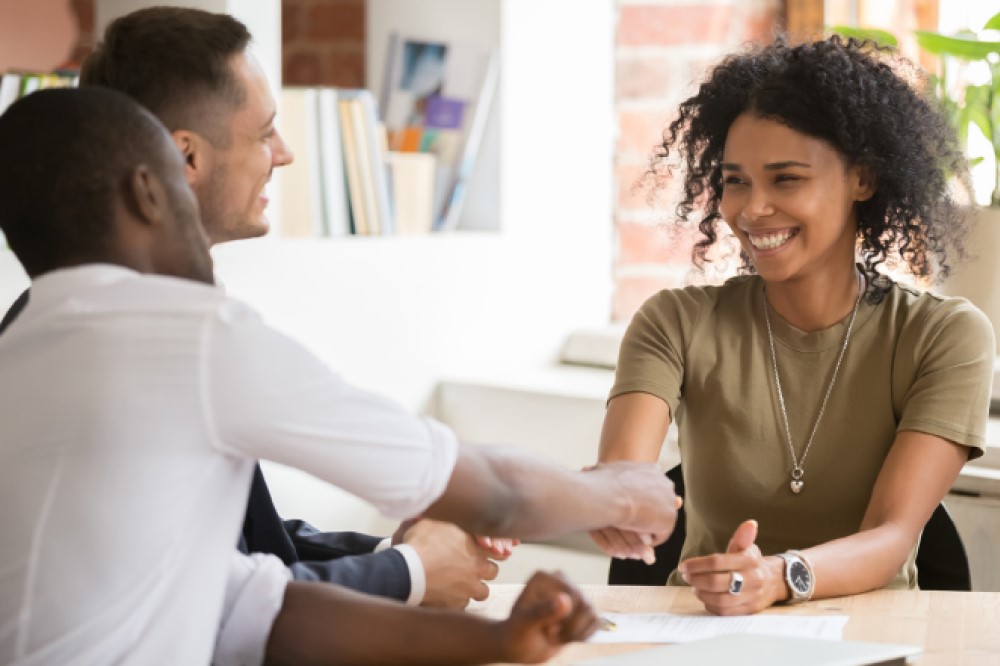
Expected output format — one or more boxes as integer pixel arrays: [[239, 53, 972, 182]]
[[0, 265, 459, 665]]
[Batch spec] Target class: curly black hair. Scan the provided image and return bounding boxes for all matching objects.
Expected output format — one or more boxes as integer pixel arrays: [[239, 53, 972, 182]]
[[651, 35, 971, 303]]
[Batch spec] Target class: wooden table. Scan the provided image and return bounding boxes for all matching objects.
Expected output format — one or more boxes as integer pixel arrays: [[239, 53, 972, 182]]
[[470, 585, 1000, 665]]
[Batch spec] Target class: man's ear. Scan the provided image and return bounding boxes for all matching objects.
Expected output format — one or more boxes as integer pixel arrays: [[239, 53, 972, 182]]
[[171, 130, 203, 187], [853, 165, 877, 202], [126, 164, 168, 227]]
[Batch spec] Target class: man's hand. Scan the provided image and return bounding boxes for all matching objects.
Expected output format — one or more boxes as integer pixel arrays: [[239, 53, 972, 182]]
[[498, 571, 598, 663], [399, 519, 501, 609], [584, 462, 679, 562]]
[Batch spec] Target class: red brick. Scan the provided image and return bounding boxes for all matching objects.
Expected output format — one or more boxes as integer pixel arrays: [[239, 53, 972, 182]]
[[613, 274, 683, 322], [618, 5, 733, 47], [282, 3, 303, 44], [305, 1, 365, 42], [283, 49, 323, 86], [71, 0, 94, 34], [618, 221, 698, 266], [738, 5, 780, 43], [616, 162, 653, 211], [616, 56, 675, 100], [324, 47, 364, 87], [616, 107, 673, 159], [616, 158, 691, 213]]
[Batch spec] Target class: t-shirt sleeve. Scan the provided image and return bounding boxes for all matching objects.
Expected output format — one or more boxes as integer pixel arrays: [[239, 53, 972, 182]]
[[897, 298, 995, 458], [610, 289, 702, 414], [203, 301, 459, 521]]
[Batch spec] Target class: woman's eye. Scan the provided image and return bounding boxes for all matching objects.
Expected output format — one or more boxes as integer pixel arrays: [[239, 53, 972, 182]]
[[723, 175, 745, 186], [775, 174, 800, 184]]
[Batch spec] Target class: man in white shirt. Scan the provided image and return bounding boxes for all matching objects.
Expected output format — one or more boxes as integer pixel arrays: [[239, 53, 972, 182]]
[[0, 4, 506, 612], [0, 87, 677, 664]]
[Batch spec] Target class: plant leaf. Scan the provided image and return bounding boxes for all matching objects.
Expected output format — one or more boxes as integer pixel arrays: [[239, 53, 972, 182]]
[[966, 84, 992, 143], [984, 11, 1000, 31], [829, 25, 898, 47], [915, 31, 1000, 60]]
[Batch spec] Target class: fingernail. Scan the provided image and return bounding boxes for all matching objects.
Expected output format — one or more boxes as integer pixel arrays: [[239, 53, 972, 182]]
[[483, 537, 492, 547], [640, 533, 652, 546]]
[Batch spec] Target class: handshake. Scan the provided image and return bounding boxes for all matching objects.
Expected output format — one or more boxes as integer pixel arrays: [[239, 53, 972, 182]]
[[580, 461, 681, 564]]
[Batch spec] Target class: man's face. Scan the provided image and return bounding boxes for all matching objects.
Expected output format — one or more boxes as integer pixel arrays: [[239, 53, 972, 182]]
[[195, 51, 293, 244]]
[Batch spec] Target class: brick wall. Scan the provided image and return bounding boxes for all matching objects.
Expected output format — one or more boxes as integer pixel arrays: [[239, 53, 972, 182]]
[[612, 0, 781, 322], [67, 0, 94, 67], [282, 0, 365, 87], [63, 0, 366, 86]]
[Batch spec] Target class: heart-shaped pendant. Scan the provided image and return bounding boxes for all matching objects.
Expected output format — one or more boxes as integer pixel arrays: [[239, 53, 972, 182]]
[[790, 479, 804, 494]]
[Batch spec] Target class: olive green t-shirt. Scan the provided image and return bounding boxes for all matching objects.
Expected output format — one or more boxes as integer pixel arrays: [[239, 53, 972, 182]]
[[611, 274, 994, 589]]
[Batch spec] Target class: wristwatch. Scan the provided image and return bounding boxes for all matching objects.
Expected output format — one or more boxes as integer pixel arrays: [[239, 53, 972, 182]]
[[778, 550, 815, 603]]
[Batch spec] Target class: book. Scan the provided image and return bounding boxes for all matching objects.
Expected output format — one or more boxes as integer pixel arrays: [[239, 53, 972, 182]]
[[379, 33, 497, 231], [386, 151, 435, 234], [0, 69, 78, 117], [277, 86, 393, 237], [277, 88, 327, 238], [0, 74, 22, 116], [315, 89, 352, 237], [340, 89, 394, 235]]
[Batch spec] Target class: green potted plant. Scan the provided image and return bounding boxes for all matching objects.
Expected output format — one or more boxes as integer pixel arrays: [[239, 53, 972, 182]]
[[836, 14, 1000, 205], [836, 15, 1000, 352]]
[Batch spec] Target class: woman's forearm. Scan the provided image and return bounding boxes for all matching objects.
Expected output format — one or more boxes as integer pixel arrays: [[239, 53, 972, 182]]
[[801, 522, 917, 599]]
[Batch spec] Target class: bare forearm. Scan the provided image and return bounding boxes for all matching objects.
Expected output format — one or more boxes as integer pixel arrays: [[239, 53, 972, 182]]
[[265, 582, 506, 666], [802, 523, 915, 599], [598, 393, 671, 463], [426, 444, 633, 540]]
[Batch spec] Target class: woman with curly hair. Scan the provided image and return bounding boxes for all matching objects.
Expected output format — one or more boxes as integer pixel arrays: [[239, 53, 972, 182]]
[[590, 36, 994, 614]]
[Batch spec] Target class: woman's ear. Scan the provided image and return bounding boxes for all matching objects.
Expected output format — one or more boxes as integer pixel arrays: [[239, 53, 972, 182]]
[[853, 165, 877, 202], [171, 130, 202, 187]]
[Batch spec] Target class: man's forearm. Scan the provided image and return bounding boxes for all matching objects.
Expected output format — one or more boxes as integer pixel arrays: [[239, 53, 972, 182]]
[[265, 582, 504, 666], [424, 444, 654, 540]]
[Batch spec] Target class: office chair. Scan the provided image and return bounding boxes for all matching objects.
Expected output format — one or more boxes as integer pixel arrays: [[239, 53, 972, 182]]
[[608, 465, 972, 592]]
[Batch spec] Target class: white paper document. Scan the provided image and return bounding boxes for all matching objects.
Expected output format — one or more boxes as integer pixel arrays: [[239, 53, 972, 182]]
[[589, 612, 849, 644]]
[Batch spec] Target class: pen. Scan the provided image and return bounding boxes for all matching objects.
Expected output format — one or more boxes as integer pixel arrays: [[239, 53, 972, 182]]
[[599, 616, 617, 632]]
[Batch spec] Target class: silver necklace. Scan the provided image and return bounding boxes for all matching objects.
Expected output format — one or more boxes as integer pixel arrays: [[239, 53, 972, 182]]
[[763, 272, 864, 494]]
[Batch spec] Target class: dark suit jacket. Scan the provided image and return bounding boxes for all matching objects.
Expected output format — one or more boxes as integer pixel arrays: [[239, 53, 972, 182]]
[[1, 287, 411, 601]]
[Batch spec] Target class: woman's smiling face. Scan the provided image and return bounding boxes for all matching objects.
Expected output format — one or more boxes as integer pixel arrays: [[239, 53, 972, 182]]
[[719, 113, 874, 285]]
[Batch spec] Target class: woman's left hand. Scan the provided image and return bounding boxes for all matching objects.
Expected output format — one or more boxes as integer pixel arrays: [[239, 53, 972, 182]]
[[676, 519, 786, 615]]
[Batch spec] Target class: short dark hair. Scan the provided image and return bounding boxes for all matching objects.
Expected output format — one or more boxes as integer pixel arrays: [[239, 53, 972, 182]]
[[0, 88, 174, 277], [653, 36, 970, 303], [80, 6, 251, 146]]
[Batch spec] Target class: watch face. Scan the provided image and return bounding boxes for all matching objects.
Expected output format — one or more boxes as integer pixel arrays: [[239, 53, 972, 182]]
[[789, 560, 811, 594]]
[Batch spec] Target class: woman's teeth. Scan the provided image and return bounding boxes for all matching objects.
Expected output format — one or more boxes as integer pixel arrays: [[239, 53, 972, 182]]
[[749, 230, 794, 250]]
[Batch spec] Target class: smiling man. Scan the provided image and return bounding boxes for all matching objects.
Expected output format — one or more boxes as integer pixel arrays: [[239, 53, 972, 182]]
[[0, 6, 505, 613]]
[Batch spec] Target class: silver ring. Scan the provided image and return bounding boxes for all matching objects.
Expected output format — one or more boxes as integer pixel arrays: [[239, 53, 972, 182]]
[[728, 571, 744, 595]]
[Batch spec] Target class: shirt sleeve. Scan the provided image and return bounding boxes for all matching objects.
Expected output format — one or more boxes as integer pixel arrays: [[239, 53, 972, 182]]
[[897, 298, 994, 456], [202, 302, 459, 521], [371, 539, 426, 604], [610, 288, 703, 413], [213, 552, 291, 666]]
